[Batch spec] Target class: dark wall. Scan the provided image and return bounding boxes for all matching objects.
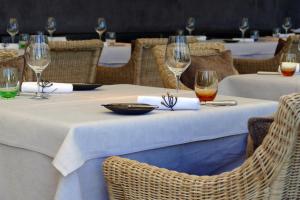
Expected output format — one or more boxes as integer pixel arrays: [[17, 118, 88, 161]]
[[1, 0, 299, 37]]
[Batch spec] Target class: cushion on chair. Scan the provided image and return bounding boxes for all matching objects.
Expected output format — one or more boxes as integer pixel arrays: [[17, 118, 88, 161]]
[[274, 38, 286, 55], [180, 50, 239, 90], [247, 117, 274, 153]]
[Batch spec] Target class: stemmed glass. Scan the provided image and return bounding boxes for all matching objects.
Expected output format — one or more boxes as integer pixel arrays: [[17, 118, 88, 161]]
[[95, 18, 107, 41], [186, 17, 196, 35], [46, 17, 57, 40], [25, 35, 51, 99], [7, 18, 19, 43], [282, 17, 292, 34], [165, 36, 191, 92], [239, 18, 249, 38]]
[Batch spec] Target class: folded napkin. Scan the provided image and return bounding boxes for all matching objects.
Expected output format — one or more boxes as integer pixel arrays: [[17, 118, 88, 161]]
[[137, 96, 200, 110], [21, 82, 73, 93], [232, 38, 255, 43]]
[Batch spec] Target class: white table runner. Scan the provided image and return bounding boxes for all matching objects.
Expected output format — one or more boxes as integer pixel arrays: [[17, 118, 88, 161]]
[[219, 74, 300, 101], [0, 85, 277, 176], [98, 42, 131, 67]]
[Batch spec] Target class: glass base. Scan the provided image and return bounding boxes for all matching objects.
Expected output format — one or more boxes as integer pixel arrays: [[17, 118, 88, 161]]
[[31, 94, 48, 100]]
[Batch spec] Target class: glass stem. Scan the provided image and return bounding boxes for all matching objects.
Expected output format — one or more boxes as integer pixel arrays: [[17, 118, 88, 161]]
[[36, 72, 42, 97], [242, 31, 245, 38], [11, 35, 15, 43], [176, 75, 180, 93], [189, 30, 192, 35]]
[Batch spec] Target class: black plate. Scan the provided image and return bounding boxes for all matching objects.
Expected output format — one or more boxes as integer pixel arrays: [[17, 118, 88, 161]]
[[102, 103, 157, 115], [73, 83, 102, 91], [223, 39, 239, 43]]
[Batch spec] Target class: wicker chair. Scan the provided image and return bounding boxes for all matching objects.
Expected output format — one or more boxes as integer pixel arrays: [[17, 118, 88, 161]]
[[233, 36, 296, 74], [104, 93, 300, 200], [131, 37, 200, 87], [152, 42, 225, 90], [26, 40, 102, 83]]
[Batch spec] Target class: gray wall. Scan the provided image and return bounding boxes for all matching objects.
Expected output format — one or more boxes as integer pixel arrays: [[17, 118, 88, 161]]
[[0, 0, 299, 35]]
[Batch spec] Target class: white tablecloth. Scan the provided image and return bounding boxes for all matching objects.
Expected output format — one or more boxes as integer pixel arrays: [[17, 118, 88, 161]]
[[0, 85, 278, 200], [224, 41, 277, 59], [219, 74, 300, 101], [98, 43, 131, 67]]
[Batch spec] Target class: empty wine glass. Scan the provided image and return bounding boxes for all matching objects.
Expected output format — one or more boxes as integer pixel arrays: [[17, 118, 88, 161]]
[[95, 18, 107, 41], [239, 18, 249, 38], [165, 36, 191, 93], [25, 35, 51, 99], [46, 17, 57, 40], [186, 17, 196, 35], [7, 18, 19, 43], [282, 17, 292, 34]]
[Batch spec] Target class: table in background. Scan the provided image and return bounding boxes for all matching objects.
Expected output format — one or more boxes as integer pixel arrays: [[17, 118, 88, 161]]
[[0, 85, 277, 200], [98, 42, 131, 67], [224, 41, 278, 59], [219, 74, 300, 101]]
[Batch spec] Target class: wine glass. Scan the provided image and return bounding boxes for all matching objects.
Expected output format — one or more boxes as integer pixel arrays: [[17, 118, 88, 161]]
[[280, 53, 297, 77], [95, 18, 107, 41], [282, 17, 292, 34], [194, 70, 218, 102], [186, 17, 196, 35], [165, 36, 191, 92], [239, 18, 249, 38], [25, 35, 51, 99], [46, 17, 57, 40], [7, 18, 19, 43]]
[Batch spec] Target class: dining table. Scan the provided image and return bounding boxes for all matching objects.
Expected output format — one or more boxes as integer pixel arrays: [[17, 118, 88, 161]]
[[219, 74, 300, 101], [98, 42, 131, 67], [0, 84, 278, 200], [224, 41, 278, 59]]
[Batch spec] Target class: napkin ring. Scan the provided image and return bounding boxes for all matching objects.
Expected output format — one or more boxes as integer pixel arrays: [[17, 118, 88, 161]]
[[161, 93, 177, 111], [38, 80, 57, 93]]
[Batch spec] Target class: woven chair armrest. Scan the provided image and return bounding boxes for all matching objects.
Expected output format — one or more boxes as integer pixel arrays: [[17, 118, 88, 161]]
[[233, 57, 280, 74], [103, 156, 254, 200]]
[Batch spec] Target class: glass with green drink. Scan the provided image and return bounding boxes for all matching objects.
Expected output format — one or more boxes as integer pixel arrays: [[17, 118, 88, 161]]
[[19, 33, 29, 49], [0, 67, 19, 99]]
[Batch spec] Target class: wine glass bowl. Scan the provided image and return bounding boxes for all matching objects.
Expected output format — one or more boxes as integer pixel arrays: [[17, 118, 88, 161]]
[[95, 18, 107, 41], [186, 17, 196, 35], [46, 17, 57, 40], [25, 35, 51, 99], [282, 17, 292, 34], [239, 18, 249, 38], [165, 36, 191, 92], [7, 18, 19, 43], [280, 53, 297, 77], [194, 71, 218, 102]]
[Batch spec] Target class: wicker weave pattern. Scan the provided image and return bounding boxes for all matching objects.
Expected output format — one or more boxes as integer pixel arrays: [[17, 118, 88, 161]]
[[152, 42, 225, 90], [233, 36, 295, 74], [27, 40, 102, 83], [104, 93, 300, 200]]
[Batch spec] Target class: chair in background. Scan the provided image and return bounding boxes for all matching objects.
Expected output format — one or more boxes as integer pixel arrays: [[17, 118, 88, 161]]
[[152, 42, 225, 90], [26, 40, 102, 83], [233, 36, 296, 74], [131, 37, 199, 88], [104, 93, 300, 199]]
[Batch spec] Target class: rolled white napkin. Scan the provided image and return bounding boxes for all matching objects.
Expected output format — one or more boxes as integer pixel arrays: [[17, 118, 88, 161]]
[[21, 82, 73, 93], [137, 96, 200, 110], [232, 38, 255, 43]]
